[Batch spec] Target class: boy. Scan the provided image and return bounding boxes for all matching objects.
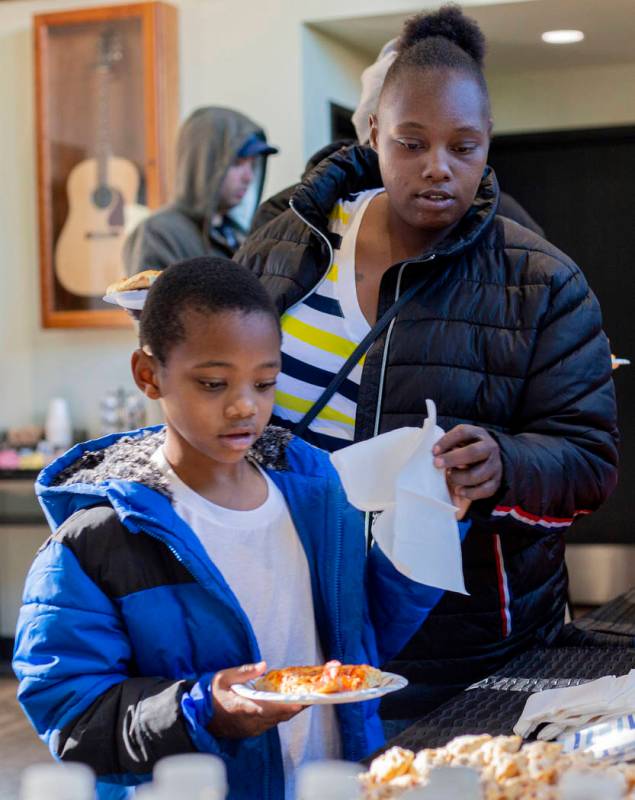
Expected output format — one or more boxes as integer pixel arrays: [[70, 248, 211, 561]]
[[13, 257, 447, 800]]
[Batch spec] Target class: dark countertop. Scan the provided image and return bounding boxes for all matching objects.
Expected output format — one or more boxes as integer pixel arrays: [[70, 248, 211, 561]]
[[0, 471, 39, 481], [383, 643, 635, 754], [377, 593, 635, 758]]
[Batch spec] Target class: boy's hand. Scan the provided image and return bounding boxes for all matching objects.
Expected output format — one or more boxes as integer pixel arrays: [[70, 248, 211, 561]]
[[433, 424, 502, 502], [208, 662, 304, 739]]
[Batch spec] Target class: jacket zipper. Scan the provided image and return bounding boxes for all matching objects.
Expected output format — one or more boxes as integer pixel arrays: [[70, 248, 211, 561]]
[[333, 490, 345, 659], [365, 254, 436, 545], [371, 253, 436, 436], [287, 198, 334, 311], [287, 203, 437, 552]]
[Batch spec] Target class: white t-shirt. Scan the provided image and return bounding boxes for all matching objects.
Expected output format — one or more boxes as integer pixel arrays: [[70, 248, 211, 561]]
[[151, 447, 341, 798]]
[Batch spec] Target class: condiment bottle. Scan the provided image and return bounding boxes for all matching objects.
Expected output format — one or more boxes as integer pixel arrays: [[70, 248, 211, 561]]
[[44, 397, 72, 451], [401, 765, 482, 799], [153, 753, 227, 800], [560, 768, 623, 800], [296, 760, 362, 799], [20, 763, 95, 800]]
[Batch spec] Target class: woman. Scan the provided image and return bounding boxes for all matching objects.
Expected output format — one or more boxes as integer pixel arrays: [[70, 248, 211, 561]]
[[235, 6, 618, 727]]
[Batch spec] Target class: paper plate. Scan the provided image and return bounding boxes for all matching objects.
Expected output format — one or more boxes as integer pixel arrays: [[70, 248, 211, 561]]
[[102, 289, 148, 311], [231, 670, 407, 705]]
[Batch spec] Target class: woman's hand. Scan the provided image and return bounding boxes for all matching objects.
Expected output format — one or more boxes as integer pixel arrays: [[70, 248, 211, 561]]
[[208, 662, 304, 739], [433, 424, 503, 502]]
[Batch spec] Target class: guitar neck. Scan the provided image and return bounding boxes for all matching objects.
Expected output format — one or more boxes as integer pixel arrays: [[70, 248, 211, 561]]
[[95, 63, 111, 186]]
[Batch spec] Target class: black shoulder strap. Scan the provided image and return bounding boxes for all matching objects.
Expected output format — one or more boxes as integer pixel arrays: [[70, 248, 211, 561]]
[[294, 271, 428, 437]]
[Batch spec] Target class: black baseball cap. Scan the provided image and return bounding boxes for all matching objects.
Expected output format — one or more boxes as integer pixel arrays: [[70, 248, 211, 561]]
[[237, 132, 279, 158]]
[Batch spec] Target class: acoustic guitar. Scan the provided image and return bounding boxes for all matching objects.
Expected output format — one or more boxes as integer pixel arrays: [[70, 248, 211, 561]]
[[54, 30, 148, 298]]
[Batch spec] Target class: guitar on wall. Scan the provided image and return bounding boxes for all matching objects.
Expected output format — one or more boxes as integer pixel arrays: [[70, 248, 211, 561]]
[[54, 29, 149, 298]]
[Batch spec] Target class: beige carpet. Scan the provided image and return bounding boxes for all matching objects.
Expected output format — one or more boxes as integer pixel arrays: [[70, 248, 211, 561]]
[[0, 678, 50, 800]]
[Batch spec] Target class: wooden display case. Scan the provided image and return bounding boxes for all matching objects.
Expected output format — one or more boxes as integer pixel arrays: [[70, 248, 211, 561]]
[[34, 2, 179, 328]]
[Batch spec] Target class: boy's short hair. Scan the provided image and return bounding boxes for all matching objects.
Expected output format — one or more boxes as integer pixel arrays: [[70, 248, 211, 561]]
[[139, 256, 280, 363]]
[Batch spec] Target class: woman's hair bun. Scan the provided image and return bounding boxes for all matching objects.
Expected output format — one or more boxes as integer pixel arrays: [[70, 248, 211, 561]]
[[399, 4, 486, 67]]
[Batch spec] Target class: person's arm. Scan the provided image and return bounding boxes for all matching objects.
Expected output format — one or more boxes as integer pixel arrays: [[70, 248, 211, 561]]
[[122, 218, 183, 276], [434, 258, 618, 535], [13, 526, 299, 780]]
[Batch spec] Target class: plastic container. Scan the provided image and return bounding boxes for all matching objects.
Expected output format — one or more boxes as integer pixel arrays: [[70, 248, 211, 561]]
[[153, 753, 227, 800], [420, 765, 481, 798], [296, 760, 362, 800], [560, 768, 624, 800], [20, 762, 95, 800], [44, 397, 72, 451]]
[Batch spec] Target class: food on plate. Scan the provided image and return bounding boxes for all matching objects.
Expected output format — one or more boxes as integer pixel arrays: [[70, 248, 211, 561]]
[[360, 734, 635, 799], [106, 269, 161, 294], [255, 662, 383, 695]]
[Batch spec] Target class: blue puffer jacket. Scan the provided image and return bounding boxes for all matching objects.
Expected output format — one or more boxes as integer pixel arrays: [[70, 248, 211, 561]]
[[13, 425, 452, 799]]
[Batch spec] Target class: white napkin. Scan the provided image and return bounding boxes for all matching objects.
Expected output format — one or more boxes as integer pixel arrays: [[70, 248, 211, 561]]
[[330, 399, 467, 594], [513, 669, 635, 740]]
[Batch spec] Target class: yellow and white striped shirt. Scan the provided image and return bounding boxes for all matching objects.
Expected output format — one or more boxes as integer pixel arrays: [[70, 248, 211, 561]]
[[272, 188, 383, 451]]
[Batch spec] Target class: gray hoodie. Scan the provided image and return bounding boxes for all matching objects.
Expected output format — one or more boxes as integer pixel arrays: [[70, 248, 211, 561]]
[[123, 107, 270, 274]]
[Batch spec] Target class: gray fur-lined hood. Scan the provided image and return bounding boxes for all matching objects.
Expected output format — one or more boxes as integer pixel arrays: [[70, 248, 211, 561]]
[[36, 424, 293, 530]]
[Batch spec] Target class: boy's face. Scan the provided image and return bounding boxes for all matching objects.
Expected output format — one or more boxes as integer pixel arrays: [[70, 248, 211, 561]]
[[134, 309, 281, 465], [370, 68, 491, 240]]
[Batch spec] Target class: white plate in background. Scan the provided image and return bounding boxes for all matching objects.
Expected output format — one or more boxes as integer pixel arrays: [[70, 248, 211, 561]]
[[102, 289, 148, 311]]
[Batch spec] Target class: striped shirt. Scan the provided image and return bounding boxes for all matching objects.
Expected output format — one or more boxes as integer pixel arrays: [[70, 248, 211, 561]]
[[273, 188, 383, 451]]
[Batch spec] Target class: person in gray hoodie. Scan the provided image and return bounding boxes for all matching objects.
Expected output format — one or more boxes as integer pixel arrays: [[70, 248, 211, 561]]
[[124, 106, 278, 274]]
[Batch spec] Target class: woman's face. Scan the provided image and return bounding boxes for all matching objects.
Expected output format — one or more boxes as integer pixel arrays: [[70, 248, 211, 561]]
[[370, 67, 491, 240]]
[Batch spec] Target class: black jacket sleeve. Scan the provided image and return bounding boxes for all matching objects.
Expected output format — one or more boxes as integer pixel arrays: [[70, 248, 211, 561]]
[[56, 677, 202, 776], [250, 185, 296, 234], [472, 257, 619, 533]]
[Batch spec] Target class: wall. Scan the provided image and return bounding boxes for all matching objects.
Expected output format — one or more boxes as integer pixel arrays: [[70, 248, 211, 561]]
[[0, 0, 149, 437], [488, 60, 635, 134], [302, 26, 371, 161], [2, 0, 634, 437], [0, 0, 442, 436]]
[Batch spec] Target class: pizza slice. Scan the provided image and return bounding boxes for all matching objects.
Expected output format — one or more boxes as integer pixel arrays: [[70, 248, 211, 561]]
[[256, 661, 383, 694], [106, 269, 161, 294]]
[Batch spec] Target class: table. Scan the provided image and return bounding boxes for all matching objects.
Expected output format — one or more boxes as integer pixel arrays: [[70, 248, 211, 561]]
[[379, 591, 635, 756], [384, 644, 635, 753], [574, 588, 635, 640], [0, 478, 48, 650]]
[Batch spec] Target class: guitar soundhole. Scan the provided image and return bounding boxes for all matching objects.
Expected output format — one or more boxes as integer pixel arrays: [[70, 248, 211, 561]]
[[92, 185, 113, 209]]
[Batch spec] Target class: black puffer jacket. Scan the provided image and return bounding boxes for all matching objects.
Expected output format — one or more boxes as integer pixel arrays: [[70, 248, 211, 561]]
[[235, 146, 618, 715]]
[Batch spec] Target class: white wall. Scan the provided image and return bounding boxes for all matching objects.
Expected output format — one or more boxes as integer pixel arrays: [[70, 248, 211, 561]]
[[488, 60, 635, 134], [0, 0, 428, 436], [0, 0, 150, 436], [2, 0, 634, 436], [302, 27, 371, 161]]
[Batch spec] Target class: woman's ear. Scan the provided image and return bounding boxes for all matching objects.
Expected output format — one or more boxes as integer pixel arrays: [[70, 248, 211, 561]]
[[369, 114, 379, 151], [131, 348, 162, 400]]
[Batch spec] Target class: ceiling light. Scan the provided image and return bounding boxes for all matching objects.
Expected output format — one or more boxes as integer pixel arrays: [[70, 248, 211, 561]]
[[541, 29, 585, 44]]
